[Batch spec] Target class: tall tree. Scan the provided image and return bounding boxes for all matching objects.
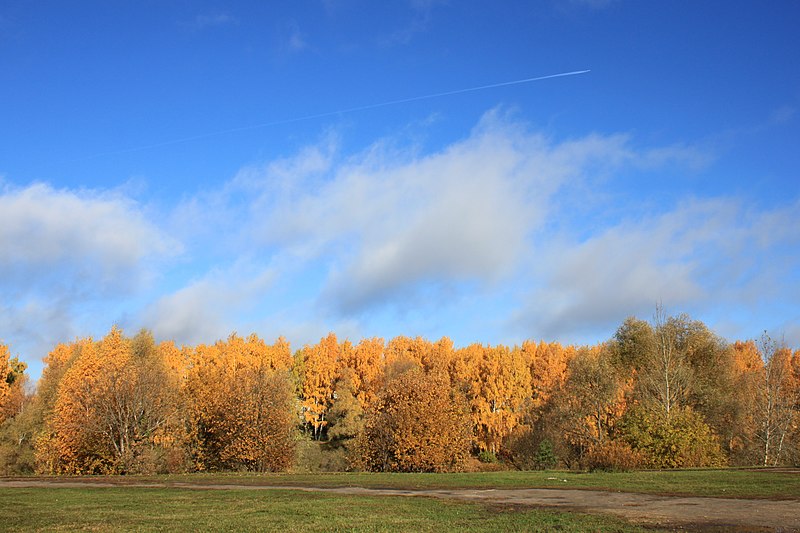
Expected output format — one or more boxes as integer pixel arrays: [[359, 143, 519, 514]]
[[524, 341, 574, 413], [327, 368, 365, 444], [754, 332, 798, 466], [41, 328, 180, 474], [553, 345, 628, 458], [728, 340, 765, 463], [342, 337, 385, 411], [612, 317, 656, 371], [32, 340, 87, 473], [641, 306, 693, 420], [47, 336, 109, 473], [610, 312, 728, 469], [463, 344, 530, 454], [0, 344, 32, 473], [186, 334, 296, 471], [677, 320, 736, 449], [0, 345, 13, 425], [96, 329, 179, 472], [299, 333, 340, 439], [385, 336, 428, 372]]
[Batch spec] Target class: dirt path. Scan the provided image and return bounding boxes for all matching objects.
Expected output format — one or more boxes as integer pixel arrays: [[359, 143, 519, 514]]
[[2, 479, 798, 531]]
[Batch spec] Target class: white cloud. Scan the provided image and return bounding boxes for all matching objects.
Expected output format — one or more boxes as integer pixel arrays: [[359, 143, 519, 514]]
[[380, 0, 447, 46], [234, 111, 668, 316], [0, 183, 176, 290], [514, 197, 800, 340], [272, 20, 312, 57], [141, 263, 275, 346]]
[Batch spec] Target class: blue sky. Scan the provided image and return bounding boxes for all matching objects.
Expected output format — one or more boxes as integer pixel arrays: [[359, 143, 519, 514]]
[[1, 1, 799, 379]]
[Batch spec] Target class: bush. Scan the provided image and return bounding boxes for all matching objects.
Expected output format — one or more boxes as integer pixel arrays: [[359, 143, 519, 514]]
[[583, 440, 643, 472], [477, 450, 498, 463], [189, 367, 297, 472], [534, 439, 558, 470], [504, 427, 561, 471], [294, 439, 350, 472], [503, 427, 538, 470], [0, 405, 38, 475], [357, 368, 471, 472], [618, 406, 727, 468]]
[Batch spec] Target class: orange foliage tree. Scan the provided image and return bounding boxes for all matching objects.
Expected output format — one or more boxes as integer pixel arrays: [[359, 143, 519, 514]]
[[43, 335, 110, 473], [456, 344, 530, 454], [298, 333, 341, 439], [38, 328, 179, 474], [385, 336, 454, 380], [186, 333, 295, 471], [728, 340, 764, 462], [339, 337, 385, 411], [0, 344, 26, 424], [358, 366, 470, 472], [0, 344, 11, 425], [31, 340, 84, 473], [0, 371, 27, 427], [523, 341, 575, 417]]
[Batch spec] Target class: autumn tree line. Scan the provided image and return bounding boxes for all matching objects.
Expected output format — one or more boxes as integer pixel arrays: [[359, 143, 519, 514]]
[[1, 311, 799, 475]]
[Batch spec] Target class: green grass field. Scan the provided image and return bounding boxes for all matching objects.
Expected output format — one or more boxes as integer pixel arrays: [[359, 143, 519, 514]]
[[0, 486, 655, 532], [31, 467, 796, 499], [2, 469, 797, 531]]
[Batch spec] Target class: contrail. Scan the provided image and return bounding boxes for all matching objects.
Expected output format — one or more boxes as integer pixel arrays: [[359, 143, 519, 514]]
[[77, 69, 590, 160]]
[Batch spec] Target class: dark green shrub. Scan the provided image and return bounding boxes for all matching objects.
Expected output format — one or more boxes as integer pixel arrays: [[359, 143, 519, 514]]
[[534, 439, 558, 470], [477, 450, 497, 463]]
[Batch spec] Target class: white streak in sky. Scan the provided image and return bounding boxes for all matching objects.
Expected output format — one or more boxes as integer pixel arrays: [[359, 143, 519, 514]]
[[76, 70, 590, 160]]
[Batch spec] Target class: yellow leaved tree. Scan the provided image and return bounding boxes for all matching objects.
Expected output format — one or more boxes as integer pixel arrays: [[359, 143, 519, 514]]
[[455, 343, 530, 454], [298, 333, 340, 440], [186, 333, 295, 471], [339, 337, 385, 411], [0, 344, 11, 425], [38, 328, 179, 474], [524, 340, 575, 413], [358, 366, 470, 472]]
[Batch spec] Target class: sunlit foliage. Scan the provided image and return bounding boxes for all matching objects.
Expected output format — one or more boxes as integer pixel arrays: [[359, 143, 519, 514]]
[[1, 311, 799, 474], [358, 366, 471, 472], [186, 333, 295, 471]]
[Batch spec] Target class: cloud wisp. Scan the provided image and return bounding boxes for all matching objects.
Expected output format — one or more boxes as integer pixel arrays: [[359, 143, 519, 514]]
[[185, 12, 238, 31], [141, 262, 276, 346], [514, 197, 800, 341], [0, 183, 175, 292]]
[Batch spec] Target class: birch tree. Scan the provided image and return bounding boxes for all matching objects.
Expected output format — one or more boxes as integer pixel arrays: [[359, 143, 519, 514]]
[[637, 306, 692, 420], [755, 332, 798, 466], [299, 333, 340, 440]]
